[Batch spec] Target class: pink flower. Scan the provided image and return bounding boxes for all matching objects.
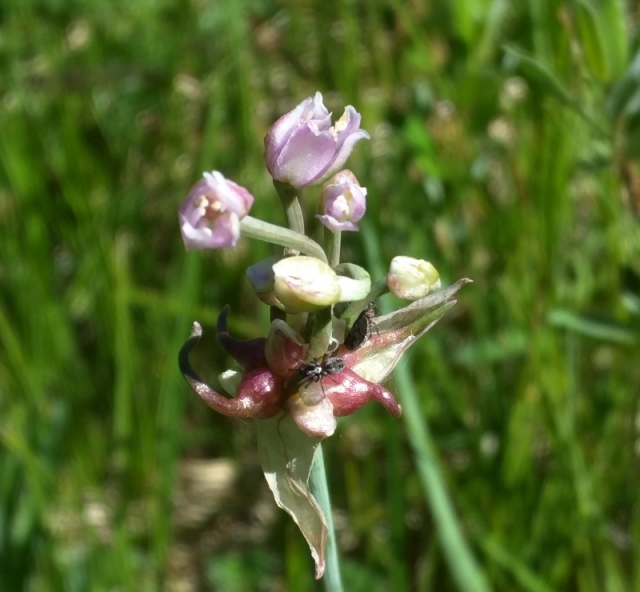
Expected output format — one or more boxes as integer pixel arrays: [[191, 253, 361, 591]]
[[179, 171, 254, 250], [264, 92, 370, 188], [316, 170, 367, 232]]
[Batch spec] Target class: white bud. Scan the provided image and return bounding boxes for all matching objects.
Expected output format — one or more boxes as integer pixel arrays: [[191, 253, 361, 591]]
[[387, 256, 441, 300], [272, 256, 341, 313]]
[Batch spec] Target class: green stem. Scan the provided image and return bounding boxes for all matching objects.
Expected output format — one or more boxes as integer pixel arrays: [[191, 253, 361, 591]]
[[240, 216, 327, 263], [307, 307, 333, 359], [274, 180, 305, 235], [326, 229, 342, 268], [394, 360, 491, 592], [309, 444, 343, 592]]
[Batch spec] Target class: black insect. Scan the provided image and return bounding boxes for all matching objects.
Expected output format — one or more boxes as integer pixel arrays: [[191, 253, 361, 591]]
[[298, 356, 345, 387], [283, 355, 345, 399], [344, 302, 376, 350]]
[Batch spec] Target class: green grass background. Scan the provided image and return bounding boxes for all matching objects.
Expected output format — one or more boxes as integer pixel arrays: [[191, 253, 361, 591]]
[[2, 0, 640, 590]]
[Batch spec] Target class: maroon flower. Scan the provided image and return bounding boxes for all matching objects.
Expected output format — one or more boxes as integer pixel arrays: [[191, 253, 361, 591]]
[[179, 280, 469, 437], [179, 306, 403, 435]]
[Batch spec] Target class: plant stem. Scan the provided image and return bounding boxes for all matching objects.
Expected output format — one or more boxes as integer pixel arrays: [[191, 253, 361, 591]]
[[307, 307, 333, 359], [326, 229, 342, 268], [240, 216, 327, 263], [393, 360, 491, 592], [274, 180, 305, 236], [309, 444, 343, 592]]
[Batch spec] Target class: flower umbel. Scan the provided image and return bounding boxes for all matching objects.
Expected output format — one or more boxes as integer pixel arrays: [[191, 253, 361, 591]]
[[176, 92, 471, 581], [264, 92, 370, 188], [179, 171, 254, 250]]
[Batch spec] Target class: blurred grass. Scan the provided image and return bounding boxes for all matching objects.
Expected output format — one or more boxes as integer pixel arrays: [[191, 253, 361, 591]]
[[1, 0, 640, 590]]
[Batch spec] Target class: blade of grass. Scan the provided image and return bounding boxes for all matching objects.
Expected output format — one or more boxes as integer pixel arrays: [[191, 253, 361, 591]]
[[361, 220, 491, 592]]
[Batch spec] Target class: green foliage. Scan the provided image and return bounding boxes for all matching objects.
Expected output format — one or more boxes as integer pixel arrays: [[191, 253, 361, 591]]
[[1, 0, 639, 590]]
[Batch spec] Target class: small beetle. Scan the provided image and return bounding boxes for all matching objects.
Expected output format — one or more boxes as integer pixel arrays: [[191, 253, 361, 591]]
[[344, 302, 376, 350]]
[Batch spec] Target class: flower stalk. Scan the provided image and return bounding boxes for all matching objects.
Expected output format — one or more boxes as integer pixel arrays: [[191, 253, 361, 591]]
[[307, 307, 333, 360], [240, 216, 327, 262], [273, 179, 305, 237], [325, 227, 341, 268], [310, 445, 344, 592]]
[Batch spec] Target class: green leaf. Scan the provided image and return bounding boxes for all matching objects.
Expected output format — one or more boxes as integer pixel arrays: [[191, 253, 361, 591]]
[[504, 44, 576, 102], [607, 50, 640, 118], [576, 1, 608, 82], [547, 309, 636, 344], [256, 416, 328, 579], [597, 0, 629, 81], [576, 0, 629, 83]]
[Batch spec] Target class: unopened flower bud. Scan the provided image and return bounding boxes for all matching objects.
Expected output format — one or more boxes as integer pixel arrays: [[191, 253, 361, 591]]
[[264, 92, 370, 188], [387, 256, 441, 300], [179, 171, 254, 250], [316, 170, 367, 232], [272, 256, 341, 313], [246, 257, 280, 307]]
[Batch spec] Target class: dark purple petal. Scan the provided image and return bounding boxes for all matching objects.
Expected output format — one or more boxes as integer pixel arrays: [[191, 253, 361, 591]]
[[179, 322, 284, 419], [216, 305, 267, 369]]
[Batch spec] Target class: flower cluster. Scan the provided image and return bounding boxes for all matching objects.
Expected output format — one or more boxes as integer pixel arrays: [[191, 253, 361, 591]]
[[176, 92, 469, 579]]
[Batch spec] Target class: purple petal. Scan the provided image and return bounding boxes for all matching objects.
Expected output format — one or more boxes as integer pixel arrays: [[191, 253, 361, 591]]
[[273, 125, 339, 187], [202, 172, 254, 216], [264, 95, 316, 172], [179, 211, 240, 250], [264, 93, 370, 187], [316, 170, 367, 232], [315, 215, 359, 232], [178, 171, 254, 250], [320, 137, 370, 183]]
